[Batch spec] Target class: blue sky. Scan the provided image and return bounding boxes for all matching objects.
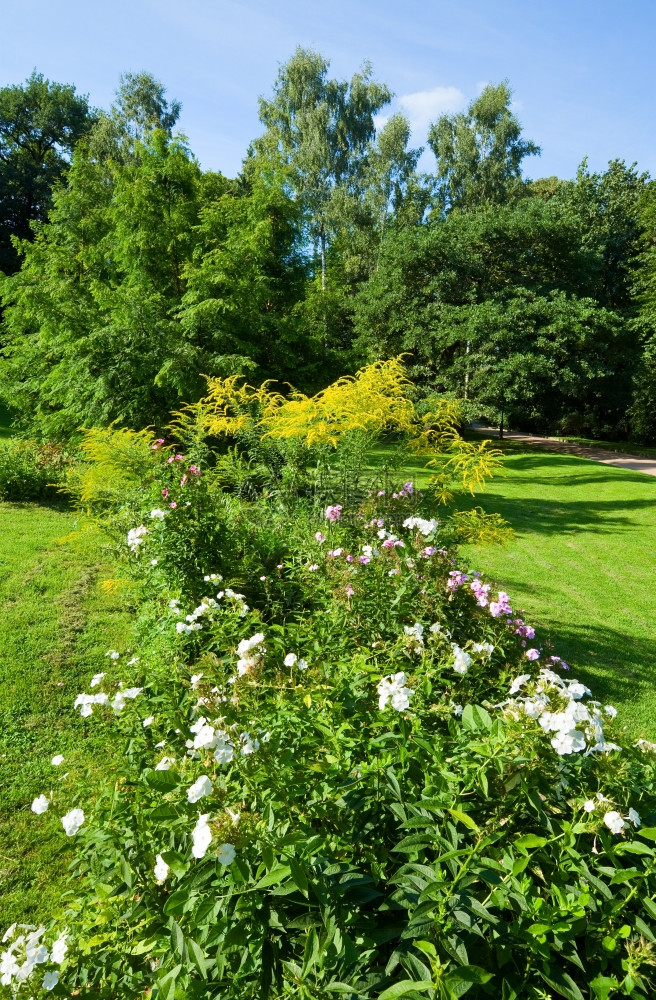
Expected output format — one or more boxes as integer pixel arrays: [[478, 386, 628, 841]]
[[3, 0, 655, 181]]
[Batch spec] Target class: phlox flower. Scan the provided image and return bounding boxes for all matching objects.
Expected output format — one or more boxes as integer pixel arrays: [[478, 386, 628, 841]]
[[308, 564, 319, 571], [51, 754, 64, 766], [328, 547, 343, 557], [509, 673, 532, 695], [154, 854, 170, 884], [239, 732, 260, 755], [402, 516, 438, 536], [604, 811, 625, 835], [525, 648, 540, 661], [50, 933, 67, 965], [284, 653, 298, 667], [315, 531, 326, 542], [90, 673, 105, 687], [605, 705, 617, 718], [628, 807, 641, 827], [551, 729, 586, 755], [61, 808, 85, 836], [451, 645, 472, 675], [324, 504, 342, 521], [472, 641, 494, 659], [187, 775, 212, 804], [106, 649, 120, 660], [214, 737, 234, 764], [217, 843, 236, 866], [149, 508, 166, 520], [143, 715, 154, 727], [127, 525, 148, 552], [377, 672, 412, 711], [190, 673, 203, 689], [42, 970, 59, 991], [191, 814, 212, 859], [31, 795, 50, 814], [345, 584, 354, 597], [155, 756, 175, 770], [298, 658, 309, 670], [583, 799, 596, 812]]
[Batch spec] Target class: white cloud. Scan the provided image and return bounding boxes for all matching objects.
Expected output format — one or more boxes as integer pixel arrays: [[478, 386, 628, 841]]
[[397, 86, 466, 136]]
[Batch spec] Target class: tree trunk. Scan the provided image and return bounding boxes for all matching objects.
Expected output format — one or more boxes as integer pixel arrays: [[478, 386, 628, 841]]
[[499, 409, 504, 440], [320, 223, 326, 292]]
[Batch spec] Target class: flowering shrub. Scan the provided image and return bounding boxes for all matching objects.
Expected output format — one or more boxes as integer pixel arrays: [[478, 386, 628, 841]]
[[0, 440, 71, 501], [6, 474, 656, 1000]]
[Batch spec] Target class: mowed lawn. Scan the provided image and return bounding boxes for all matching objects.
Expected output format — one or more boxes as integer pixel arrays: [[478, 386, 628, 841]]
[[457, 448, 656, 741], [0, 502, 133, 925]]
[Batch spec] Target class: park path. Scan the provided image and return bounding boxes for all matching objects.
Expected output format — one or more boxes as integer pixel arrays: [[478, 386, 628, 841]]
[[472, 425, 656, 477]]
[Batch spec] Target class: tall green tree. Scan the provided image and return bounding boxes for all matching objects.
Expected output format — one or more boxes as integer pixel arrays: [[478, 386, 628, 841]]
[[0, 71, 94, 274], [86, 71, 182, 163], [254, 47, 391, 289], [428, 81, 540, 213]]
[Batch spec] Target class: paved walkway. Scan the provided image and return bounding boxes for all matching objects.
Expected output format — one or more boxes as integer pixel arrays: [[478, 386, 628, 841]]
[[471, 425, 656, 477]]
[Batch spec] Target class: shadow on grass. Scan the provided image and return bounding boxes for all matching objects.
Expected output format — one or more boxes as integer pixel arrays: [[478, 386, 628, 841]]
[[535, 619, 656, 739]]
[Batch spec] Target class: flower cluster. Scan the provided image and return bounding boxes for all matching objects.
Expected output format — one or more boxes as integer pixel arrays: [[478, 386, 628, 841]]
[[377, 672, 412, 711], [1, 926, 67, 991], [236, 632, 266, 676], [504, 668, 619, 756]]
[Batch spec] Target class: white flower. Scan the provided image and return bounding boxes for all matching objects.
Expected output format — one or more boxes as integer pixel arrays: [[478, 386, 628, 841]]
[[50, 933, 67, 964], [155, 756, 175, 770], [193, 724, 216, 750], [217, 843, 236, 866], [453, 704, 463, 717], [284, 653, 298, 667], [551, 729, 586, 755], [604, 811, 625, 835], [51, 754, 64, 766], [61, 808, 85, 836], [583, 799, 596, 813], [628, 807, 641, 827], [105, 650, 120, 660], [567, 681, 592, 700], [187, 775, 212, 804], [214, 738, 234, 764], [154, 854, 170, 884], [429, 622, 442, 634], [127, 525, 148, 552], [451, 645, 472, 675], [239, 732, 260, 755], [472, 641, 494, 658], [31, 794, 50, 814], [403, 516, 438, 536], [127, 656, 140, 665], [377, 672, 412, 712], [90, 672, 105, 687], [204, 573, 222, 582], [509, 674, 531, 695], [297, 658, 309, 671], [149, 508, 167, 520], [190, 673, 203, 689], [42, 970, 59, 991], [143, 715, 154, 727], [604, 705, 618, 718], [191, 813, 212, 859]]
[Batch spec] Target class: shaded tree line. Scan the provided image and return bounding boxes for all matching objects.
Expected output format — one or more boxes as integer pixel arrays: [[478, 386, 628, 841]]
[[1, 51, 655, 441]]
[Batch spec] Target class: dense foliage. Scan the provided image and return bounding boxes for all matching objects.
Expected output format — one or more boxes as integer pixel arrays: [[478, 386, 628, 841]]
[[3, 367, 656, 1000], [0, 53, 654, 441]]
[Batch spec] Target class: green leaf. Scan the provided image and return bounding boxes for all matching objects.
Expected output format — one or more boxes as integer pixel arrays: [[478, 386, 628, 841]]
[[145, 768, 179, 792], [461, 705, 492, 732], [638, 827, 656, 841], [325, 982, 360, 994], [448, 809, 480, 833], [187, 939, 208, 979], [254, 864, 291, 889], [515, 834, 548, 851], [156, 964, 182, 1000], [540, 966, 584, 1000], [590, 975, 618, 1000], [119, 856, 133, 889], [444, 965, 493, 986], [289, 858, 308, 895], [378, 980, 435, 1000], [170, 920, 184, 957], [643, 896, 656, 920]]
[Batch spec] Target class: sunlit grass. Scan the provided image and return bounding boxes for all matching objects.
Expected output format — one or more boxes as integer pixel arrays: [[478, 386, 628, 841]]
[[0, 502, 133, 925]]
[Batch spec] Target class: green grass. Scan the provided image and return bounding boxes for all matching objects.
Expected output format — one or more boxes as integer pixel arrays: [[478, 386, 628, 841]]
[[369, 443, 656, 740], [457, 449, 656, 741], [0, 501, 133, 925], [532, 434, 656, 461]]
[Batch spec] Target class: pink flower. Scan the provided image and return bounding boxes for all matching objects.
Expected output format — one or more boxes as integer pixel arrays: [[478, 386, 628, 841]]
[[170, 502, 177, 509], [152, 437, 165, 450], [308, 564, 319, 571], [403, 481, 414, 494], [421, 546, 437, 557], [188, 465, 200, 475], [180, 474, 188, 487], [315, 531, 326, 543], [377, 490, 386, 497], [325, 505, 343, 522], [167, 456, 175, 464], [346, 554, 354, 563], [345, 584, 354, 597], [525, 648, 540, 661], [175, 454, 184, 461], [328, 548, 343, 558], [161, 488, 169, 497], [359, 556, 370, 565]]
